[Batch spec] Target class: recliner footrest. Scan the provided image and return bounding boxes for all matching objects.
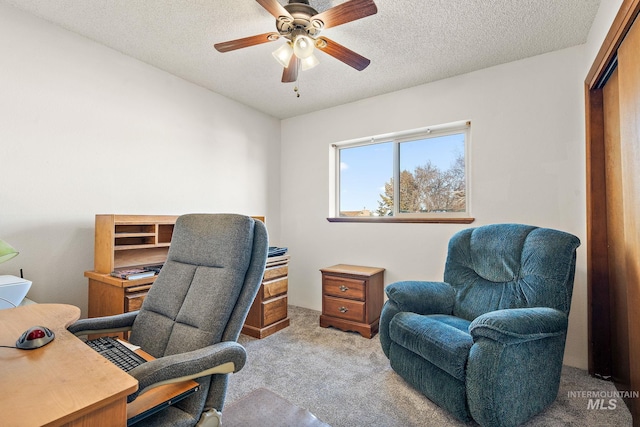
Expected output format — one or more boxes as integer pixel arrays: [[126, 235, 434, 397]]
[[389, 312, 472, 381]]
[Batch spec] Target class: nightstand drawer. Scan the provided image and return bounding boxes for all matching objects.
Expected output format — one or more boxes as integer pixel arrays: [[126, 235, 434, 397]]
[[323, 296, 365, 322], [323, 276, 365, 301], [262, 277, 288, 299]]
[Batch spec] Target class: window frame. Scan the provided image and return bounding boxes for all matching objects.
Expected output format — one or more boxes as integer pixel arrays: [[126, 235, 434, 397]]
[[328, 120, 474, 224]]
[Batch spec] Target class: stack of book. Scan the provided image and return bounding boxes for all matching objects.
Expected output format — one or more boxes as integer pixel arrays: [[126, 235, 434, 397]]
[[268, 247, 288, 257], [110, 265, 162, 280]]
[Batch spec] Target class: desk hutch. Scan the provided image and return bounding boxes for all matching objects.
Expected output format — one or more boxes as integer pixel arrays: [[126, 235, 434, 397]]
[[85, 214, 289, 339]]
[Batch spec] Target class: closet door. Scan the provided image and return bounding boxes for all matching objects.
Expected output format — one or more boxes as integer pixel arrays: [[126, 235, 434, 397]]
[[602, 68, 630, 388], [586, 1, 640, 424], [617, 15, 640, 409]]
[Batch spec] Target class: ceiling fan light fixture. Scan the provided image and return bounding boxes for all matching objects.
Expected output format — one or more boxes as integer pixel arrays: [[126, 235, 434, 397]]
[[272, 42, 294, 68], [301, 54, 319, 71], [293, 34, 315, 59], [215, 0, 379, 84]]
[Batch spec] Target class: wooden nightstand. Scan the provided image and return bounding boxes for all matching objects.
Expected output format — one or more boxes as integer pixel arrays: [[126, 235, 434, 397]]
[[319, 264, 385, 338]]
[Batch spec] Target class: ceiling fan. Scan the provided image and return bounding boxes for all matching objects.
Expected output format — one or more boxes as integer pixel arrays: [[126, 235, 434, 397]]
[[214, 0, 378, 83]]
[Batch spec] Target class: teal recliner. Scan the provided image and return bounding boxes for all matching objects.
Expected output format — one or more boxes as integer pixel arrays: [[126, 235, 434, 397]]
[[380, 224, 580, 427]]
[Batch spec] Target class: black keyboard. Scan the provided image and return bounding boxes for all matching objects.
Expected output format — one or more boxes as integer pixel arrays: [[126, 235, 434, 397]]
[[86, 336, 147, 372]]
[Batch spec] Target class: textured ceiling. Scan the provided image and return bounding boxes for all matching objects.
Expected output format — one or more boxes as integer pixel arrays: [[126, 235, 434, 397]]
[[3, 0, 601, 119]]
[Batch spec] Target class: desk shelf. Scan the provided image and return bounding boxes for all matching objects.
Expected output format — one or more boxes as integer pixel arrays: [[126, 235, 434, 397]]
[[95, 215, 179, 274]]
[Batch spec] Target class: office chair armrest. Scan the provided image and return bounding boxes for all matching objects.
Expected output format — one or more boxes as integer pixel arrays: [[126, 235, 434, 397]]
[[385, 281, 455, 315], [127, 341, 247, 402], [67, 311, 139, 336], [469, 307, 568, 345]]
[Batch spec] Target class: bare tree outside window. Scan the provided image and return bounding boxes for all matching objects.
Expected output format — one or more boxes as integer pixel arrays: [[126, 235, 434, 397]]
[[376, 152, 465, 216]]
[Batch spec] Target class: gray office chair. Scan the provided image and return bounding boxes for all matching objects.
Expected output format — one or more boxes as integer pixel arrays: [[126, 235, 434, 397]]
[[68, 214, 268, 427]]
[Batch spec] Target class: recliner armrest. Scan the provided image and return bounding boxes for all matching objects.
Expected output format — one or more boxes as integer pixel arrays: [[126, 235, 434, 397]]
[[67, 311, 139, 336], [469, 307, 567, 345], [127, 341, 247, 402], [385, 281, 455, 315]]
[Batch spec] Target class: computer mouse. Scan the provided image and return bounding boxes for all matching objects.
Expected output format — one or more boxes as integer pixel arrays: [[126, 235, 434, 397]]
[[16, 326, 55, 350]]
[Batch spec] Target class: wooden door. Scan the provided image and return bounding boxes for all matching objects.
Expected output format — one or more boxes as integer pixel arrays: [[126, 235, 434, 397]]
[[586, 1, 640, 424], [617, 15, 640, 410], [602, 68, 631, 388]]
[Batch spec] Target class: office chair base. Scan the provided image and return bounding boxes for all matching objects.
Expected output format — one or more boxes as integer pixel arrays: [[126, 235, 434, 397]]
[[197, 409, 222, 427]]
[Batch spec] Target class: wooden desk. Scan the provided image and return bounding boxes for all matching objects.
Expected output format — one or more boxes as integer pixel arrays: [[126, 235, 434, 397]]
[[0, 304, 138, 427], [0, 304, 200, 426]]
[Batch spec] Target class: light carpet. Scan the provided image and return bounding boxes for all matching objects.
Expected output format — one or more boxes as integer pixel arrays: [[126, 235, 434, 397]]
[[223, 387, 330, 427], [225, 306, 632, 426]]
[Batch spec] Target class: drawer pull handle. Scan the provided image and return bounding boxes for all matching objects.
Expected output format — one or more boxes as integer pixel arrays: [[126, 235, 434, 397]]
[[339, 306, 348, 313], [339, 285, 349, 292]]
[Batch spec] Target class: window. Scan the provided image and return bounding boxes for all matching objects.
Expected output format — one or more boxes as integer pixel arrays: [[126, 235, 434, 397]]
[[330, 121, 472, 223]]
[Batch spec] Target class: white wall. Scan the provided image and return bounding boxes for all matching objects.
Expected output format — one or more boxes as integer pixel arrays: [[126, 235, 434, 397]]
[[0, 0, 625, 370], [0, 3, 281, 316], [280, 0, 623, 367]]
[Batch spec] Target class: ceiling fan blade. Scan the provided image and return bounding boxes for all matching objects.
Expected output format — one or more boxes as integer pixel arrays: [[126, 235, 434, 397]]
[[256, 0, 293, 19], [315, 37, 370, 71], [282, 55, 299, 83], [312, 0, 378, 29], [214, 32, 280, 52]]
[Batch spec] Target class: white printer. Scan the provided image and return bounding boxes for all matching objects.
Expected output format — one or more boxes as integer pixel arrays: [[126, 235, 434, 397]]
[[0, 275, 32, 309]]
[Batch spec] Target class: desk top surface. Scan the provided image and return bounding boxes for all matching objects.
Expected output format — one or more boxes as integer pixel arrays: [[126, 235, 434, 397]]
[[0, 304, 138, 427]]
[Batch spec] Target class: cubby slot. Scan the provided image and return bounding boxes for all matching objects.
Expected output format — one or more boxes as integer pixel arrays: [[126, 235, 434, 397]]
[[115, 224, 155, 234], [115, 236, 156, 248], [158, 224, 174, 244], [114, 247, 170, 270]]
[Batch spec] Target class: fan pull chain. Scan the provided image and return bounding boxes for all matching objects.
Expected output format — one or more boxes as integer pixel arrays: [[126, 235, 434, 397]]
[[294, 77, 301, 98]]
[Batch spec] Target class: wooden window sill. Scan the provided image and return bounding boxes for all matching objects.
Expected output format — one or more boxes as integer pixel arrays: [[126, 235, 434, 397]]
[[327, 217, 475, 224]]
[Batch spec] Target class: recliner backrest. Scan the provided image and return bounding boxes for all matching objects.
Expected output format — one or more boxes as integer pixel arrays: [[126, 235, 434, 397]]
[[444, 224, 580, 321]]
